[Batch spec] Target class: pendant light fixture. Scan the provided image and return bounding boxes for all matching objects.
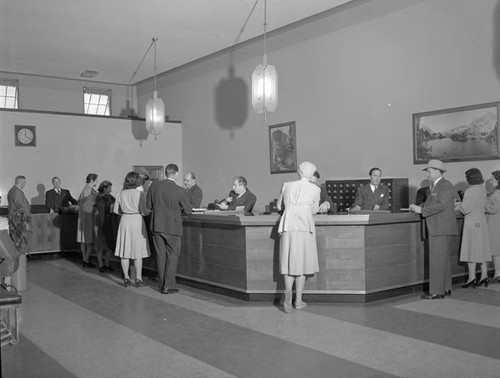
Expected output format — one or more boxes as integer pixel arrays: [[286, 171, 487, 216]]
[[251, 0, 278, 121], [145, 37, 165, 140]]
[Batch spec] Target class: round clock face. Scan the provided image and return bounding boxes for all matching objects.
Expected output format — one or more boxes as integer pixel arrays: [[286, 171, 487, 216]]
[[18, 128, 34, 144]]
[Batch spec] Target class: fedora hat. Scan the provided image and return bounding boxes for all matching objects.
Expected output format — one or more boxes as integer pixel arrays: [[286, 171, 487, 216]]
[[134, 167, 150, 180], [422, 159, 446, 172]]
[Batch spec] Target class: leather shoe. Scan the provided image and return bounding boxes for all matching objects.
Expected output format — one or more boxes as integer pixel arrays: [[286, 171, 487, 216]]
[[161, 288, 179, 294], [421, 293, 445, 300]]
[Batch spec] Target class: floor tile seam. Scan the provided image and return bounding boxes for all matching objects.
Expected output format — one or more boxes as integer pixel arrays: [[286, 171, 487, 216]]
[[20, 281, 238, 378]]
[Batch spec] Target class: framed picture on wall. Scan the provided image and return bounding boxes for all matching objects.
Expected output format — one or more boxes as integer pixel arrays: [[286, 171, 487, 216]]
[[413, 101, 500, 164], [269, 121, 297, 174], [133, 165, 164, 187]]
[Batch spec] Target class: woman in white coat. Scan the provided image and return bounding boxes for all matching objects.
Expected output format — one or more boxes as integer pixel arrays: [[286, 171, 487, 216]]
[[277, 161, 320, 313]]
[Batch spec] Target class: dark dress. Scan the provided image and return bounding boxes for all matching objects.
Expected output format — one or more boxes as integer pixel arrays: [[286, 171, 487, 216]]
[[95, 194, 117, 252]]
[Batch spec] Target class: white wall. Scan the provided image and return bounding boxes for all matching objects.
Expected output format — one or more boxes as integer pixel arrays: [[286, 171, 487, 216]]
[[135, 0, 500, 211], [0, 110, 182, 204]]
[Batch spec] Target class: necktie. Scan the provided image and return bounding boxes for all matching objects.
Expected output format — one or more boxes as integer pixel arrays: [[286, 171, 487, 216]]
[[57, 189, 61, 194]]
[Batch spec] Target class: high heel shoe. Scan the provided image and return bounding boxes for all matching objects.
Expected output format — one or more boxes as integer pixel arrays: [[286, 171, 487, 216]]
[[477, 278, 489, 287], [123, 278, 130, 288], [461, 278, 477, 288], [135, 279, 145, 288]]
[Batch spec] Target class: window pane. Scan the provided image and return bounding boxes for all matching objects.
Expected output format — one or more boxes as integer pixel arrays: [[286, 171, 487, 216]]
[[84, 93, 91, 103], [98, 95, 108, 106], [5, 97, 15, 108], [89, 94, 99, 105], [87, 104, 98, 114], [6, 86, 16, 97], [0, 98, 5, 107], [0, 85, 7, 96]]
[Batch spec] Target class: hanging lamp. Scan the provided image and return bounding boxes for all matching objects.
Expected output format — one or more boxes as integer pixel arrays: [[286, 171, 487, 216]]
[[145, 37, 165, 140], [251, 0, 278, 121]]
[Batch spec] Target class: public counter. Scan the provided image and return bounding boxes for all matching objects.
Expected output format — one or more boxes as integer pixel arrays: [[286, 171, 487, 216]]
[[178, 212, 465, 302]]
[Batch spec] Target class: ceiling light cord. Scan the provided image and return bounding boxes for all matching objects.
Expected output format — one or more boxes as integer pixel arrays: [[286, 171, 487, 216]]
[[128, 38, 156, 85]]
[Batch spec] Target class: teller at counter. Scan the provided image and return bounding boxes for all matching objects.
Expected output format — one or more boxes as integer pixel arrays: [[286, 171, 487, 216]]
[[351, 167, 389, 211], [214, 176, 257, 213]]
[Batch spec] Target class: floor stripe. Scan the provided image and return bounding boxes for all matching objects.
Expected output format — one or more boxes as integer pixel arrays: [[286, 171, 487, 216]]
[[43, 259, 500, 378], [29, 260, 393, 378], [19, 283, 235, 378], [395, 298, 500, 329]]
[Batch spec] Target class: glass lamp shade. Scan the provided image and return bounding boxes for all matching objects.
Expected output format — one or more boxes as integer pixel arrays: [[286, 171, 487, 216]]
[[145, 90, 165, 137], [251, 63, 278, 113]]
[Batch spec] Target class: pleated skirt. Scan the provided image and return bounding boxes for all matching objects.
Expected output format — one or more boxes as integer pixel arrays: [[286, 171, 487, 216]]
[[279, 231, 319, 275], [114, 214, 150, 259]]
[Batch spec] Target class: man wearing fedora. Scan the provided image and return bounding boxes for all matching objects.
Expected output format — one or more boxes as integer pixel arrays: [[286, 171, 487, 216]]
[[410, 159, 458, 299]]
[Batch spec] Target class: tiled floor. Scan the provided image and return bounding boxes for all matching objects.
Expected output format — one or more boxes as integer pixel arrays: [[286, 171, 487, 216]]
[[2, 255, 500, 378]]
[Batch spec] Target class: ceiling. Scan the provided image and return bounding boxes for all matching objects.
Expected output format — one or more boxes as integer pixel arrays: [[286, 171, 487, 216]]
[[0, 0, 355, 85]]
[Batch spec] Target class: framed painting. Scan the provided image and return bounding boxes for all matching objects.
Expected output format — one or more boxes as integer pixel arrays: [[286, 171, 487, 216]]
[[269, 121, 297, 174], [132, 165, 164, 182], [413, 101, 500, 164]]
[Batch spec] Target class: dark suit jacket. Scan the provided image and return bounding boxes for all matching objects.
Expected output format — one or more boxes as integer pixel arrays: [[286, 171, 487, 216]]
[[415, 186, 431, 206], [228, 189, 257, 212], [319, 184, 336, 212], [421, 178, 458, 236], [7, 185, 30, 218], [187, 184, 203, 208], [45, 188, 78, 213], [146, 179, 192, 236], [352, 184, 389, 210]]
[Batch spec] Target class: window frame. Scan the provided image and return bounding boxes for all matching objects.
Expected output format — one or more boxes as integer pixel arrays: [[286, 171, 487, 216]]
[[83, 87, 112, 116], [0, 78, 20, 109]]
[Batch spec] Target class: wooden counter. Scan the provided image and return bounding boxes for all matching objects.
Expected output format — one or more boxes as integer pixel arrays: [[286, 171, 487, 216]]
[[178, 212, 466, 302]]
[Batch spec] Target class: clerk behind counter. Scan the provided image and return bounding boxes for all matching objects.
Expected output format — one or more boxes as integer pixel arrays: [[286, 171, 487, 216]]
[[213, 176, 257, 213], [351, 167, 389, 211]]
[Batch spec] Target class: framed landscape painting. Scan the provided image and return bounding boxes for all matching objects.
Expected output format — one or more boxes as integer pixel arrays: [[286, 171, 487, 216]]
[[413, 101, 500, 164], [269, 121, 297, 174]]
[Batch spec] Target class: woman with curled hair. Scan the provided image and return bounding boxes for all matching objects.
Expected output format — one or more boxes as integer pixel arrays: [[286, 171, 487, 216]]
[[77, 173, 98, 267], [485, 170, 500, 283], [95, 180, 116, 273], [456, 168, 491, 288], [113, 172, 150, 287], [277, 161, 321, 313]]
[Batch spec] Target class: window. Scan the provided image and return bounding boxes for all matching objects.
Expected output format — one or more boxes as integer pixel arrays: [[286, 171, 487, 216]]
[[0, 79, 19, 109], [83, 87, 111, 116]]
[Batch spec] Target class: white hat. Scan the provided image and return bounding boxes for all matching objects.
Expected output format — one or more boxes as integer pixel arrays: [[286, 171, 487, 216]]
[[297, 161, 317, 179], [423, 159, 446, 172]]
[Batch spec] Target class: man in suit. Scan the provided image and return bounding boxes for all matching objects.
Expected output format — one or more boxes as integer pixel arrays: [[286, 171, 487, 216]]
[[352, 167, 389, 211], [410, 160, 458, 299], [217, 176, 257, 213], [184, 172, 203, 208], [45, 177, 78, 214], [146, 164, 192, 294], [7, 175, 31, 253], [311, 170, 336, 213]]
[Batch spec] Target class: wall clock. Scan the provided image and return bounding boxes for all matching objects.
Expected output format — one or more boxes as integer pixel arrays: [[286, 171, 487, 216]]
[[14, 125, 36, 147]]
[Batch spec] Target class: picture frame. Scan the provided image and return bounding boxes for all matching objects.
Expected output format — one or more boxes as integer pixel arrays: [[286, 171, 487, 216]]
[[132, 165, 164, 181], [413, 102, 500, 164], [269, 121, 297, 174]]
